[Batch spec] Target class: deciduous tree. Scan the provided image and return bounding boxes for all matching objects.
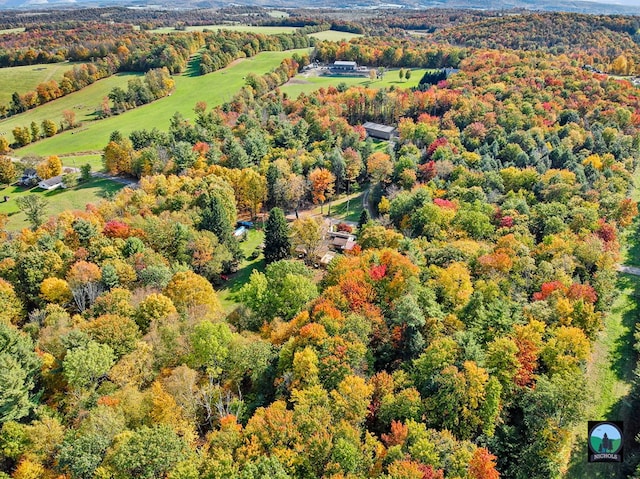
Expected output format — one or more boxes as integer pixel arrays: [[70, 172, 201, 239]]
[[0, 156, 16, 184], [308, 167, 335, 214], [15, 195, 48, 230]]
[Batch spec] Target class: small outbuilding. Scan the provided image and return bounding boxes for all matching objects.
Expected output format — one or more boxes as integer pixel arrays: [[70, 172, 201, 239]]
[[233, 226, 247, 238], [363, 121, 396, 140], [37, 175, 64, 191], [319, 251, 336, 268]]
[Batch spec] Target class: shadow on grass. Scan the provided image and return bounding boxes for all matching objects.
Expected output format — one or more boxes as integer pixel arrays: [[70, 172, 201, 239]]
[[610, 274, 640, 386], [328, 194, 364, 223], [219, 230, 266, 310], [228, 258, 265, 295], [182, 52, 203, 78], [623, 216, 640, 267], [39, 178, 125, 200]]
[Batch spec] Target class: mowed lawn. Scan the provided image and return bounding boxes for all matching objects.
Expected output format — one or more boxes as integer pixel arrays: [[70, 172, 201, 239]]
[[280, 68, 430, 98], [0, 177, 124, 230], [60, 154, 104, 171], [309, 30, 362, 41], [16, 49, 309, 158], [150, 25, 298, 34], [0, 72, 144, 149], [218, 229, 265, 312], [0, 61, 78, 105]]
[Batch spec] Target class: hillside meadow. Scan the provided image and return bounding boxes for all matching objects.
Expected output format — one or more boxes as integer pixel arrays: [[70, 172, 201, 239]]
[[280, 68, 431, 97], [0, 72, 144, 150], [0, 61, 77, 105], [308, 30, 363, 41], [14, 49, 310, 157]]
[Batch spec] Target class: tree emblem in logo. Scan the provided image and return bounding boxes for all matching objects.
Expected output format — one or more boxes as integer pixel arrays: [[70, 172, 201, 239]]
[[588, 421, 623, 463]]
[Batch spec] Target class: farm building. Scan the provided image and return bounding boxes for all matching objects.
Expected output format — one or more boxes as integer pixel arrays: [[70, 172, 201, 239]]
[[331, 61, 358, 71], [326, 60, 370, 77], [363, 122, 396, 140], [38, 175, 64, 191]]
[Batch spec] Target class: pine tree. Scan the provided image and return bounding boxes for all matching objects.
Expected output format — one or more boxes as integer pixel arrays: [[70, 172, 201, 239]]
[[264, 207, 291, 264], [0, 323, 41, 422], [358, 209, 371, 230], [200, 193, 233, 244]]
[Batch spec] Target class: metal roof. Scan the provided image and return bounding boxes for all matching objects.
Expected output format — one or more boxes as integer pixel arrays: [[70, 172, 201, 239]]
[[363, 121, 395, 133]]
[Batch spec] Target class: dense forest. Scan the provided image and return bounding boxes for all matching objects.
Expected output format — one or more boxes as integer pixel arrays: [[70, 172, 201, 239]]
[[1, 9, 640, 479]]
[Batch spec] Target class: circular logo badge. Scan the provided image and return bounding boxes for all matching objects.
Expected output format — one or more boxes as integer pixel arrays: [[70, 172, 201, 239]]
[[589, 423, 623, 454]]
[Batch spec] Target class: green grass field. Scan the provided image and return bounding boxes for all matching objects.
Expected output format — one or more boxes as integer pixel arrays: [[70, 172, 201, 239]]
[[0, 177, 124, 230], [60, 154, 104, 171], [0, 62, 77, 106], [15, 49, 308, 158], [267, 10, 290, 18], [150, 25, 298, 34], [305, 190, 364, 223], [0, 27, 25, 34], [280, 68, 428, 98], [308, 30, 362, 41], [372, 139, 390, 152], [0, 72, 144, 151], [218, 229, 265, 311]]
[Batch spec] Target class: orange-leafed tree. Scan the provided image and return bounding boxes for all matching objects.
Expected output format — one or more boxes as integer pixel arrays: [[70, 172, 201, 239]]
[[468, 447, 500, 479], [366, 151, 393, 184], [308, 167, 335, 214]]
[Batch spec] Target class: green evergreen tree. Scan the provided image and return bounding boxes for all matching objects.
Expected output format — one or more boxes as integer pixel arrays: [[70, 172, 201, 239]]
[[0, 323, 41, 422], [264, 207, 291, 264], [358, 209, 371, 230], [200, 193, 233, 244], [101, 264, 119, 290]]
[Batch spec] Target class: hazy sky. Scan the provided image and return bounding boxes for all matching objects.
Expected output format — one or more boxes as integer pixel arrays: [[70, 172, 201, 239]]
[[598, 0, 640, 4]]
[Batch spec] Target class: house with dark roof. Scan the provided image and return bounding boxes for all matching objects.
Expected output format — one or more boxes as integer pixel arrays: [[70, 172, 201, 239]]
[[38, 175, 64, 191], [363, 122, 396, 140], [328, 231, 358, 252], [18, 169, 39, 187]]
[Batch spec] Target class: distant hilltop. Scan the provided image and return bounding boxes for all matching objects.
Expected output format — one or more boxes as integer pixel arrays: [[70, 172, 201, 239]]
[[0, 0, 639, 15]]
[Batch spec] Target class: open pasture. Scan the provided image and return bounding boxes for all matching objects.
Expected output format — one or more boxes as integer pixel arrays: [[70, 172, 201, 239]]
[[0, 72, 143, 148], [0, 61, 77, 106], [280, 67, 430, 98], [15, 49, 308, 158], [308, 30, 362, 41]]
